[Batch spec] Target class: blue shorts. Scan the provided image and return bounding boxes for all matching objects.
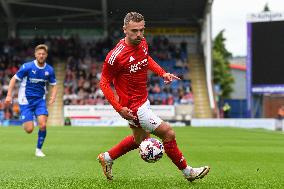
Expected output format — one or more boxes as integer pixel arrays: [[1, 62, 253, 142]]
[[19, 99, 48, 123]]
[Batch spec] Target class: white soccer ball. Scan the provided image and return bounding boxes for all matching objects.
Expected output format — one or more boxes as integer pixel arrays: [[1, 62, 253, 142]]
[[139, 138, 164, 163]]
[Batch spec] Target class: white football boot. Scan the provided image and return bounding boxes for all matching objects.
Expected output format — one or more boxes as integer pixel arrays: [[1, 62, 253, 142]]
[[185, 166, 210, 182], [35, 148, 46, 157]]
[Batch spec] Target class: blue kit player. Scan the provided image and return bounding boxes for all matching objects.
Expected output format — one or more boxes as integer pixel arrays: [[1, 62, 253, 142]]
[[5, 44, 57, 157]]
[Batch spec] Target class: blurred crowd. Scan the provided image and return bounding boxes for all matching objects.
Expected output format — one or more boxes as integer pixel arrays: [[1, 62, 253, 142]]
[[63, 35, 193, 106], [0, 34, 193, 120]]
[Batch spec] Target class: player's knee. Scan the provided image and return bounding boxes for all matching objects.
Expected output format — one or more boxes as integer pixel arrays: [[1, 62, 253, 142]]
[[133, 137, 141, 144], [23, 123, 34, 133], [133, 133, 149, 144], [39, 125, 46, 131], [24, 127, 33, 134], [133, 136, 144, 144], [164, 129, 176, 141]]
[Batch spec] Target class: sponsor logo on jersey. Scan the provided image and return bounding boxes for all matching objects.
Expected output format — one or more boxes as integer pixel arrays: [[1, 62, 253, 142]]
[[29, 78, 47, 83], [32, 70, 36, 74], [129, 58, 148, 73]]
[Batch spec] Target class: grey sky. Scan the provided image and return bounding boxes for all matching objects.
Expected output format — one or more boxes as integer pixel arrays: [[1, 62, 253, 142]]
[[212, 0, 284, 56]]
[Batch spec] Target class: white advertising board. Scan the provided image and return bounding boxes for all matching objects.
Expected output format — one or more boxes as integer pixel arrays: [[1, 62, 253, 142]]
[[64, 105, 175, 126], [71, 119, 128, 127], [64, 105, 121, 118], [191, 118, 277, 130], [64, 105, 175, 118]]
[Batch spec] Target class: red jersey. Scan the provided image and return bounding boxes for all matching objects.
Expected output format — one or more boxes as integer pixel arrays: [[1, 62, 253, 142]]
[[100, 38, 166, 113]]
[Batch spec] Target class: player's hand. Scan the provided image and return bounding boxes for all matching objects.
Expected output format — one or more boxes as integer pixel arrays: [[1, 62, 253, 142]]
[[5, 96, 12, 106], [162, 73, 181, 84], [119, 107, 137, 120], [48, 96, 55, 105]]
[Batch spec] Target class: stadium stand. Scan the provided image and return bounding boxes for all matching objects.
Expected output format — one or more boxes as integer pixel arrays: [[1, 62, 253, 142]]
[[0, 35, 193, 121], [62, 35, 193, 106], [0, 0, 215, 125]]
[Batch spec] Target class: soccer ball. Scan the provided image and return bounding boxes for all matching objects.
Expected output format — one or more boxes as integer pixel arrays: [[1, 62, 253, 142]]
[[139, 138, 164, 163]]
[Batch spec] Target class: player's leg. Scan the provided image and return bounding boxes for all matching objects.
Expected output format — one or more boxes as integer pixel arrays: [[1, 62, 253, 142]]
[[19, 104, 35, 133], [97, 125, 148, 180], [35, 115, 47, 157], [137, 100, 209, 182], [153, 122, 186, 170], [136, 102, 189, 171], [105, 126, 148, 160], [131, 126, 150, 144], [23, 121, 34, 133], [153, 122, 210, 182], [34, 100, 48, 157]]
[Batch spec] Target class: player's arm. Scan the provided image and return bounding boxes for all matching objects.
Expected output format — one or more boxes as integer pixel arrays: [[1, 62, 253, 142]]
[[148, 56, 166, 76], [5, 76, 17, 106], [148, 56, 180, 84], [100, 62, 136, 120], [48, 67, 57, 105], [48, 85, 57, 105], [5, 64, 28, 105]]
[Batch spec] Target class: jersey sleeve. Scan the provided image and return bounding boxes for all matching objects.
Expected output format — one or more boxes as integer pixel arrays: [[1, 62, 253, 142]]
[[49, 67, 57, 85], [148, 56, 166, 77], [100, 54, 123, 112], [15, 63, 29, 81]]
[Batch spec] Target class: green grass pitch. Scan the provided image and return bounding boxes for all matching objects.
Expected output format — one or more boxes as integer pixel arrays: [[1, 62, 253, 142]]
[[0, 126, 283, 189]]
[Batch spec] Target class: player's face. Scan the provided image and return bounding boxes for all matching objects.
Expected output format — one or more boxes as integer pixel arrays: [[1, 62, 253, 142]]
[[124, 20, 145, 45], [35, 49, 48, 64]]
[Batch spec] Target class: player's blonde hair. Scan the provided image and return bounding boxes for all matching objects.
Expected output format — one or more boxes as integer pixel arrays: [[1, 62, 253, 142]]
[[123, 12, 144, 26], [35, 44, 48, 53]]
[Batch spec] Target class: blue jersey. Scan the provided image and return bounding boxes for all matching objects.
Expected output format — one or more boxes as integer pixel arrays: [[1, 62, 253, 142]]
[[15, 60, 56, 105]]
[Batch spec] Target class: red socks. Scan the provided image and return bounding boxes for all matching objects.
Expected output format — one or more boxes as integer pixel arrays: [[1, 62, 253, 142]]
[[163, 140, 188, 170], [108, 136, 187, 170], [108, 135, 139, 160]]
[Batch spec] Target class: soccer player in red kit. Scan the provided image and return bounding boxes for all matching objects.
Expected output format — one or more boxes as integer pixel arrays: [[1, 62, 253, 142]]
[[98, 12, 210, 182]]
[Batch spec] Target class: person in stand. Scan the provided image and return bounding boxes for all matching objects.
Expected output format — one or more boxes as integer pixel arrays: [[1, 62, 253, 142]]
[[276, 105, 284, 131], [223, 103, 231, 118]]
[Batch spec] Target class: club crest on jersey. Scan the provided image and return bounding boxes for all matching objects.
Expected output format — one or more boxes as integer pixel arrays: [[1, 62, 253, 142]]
[[129, 58, 148, 73], [45, 71, 49, 76], [142, 46, 147, 55]]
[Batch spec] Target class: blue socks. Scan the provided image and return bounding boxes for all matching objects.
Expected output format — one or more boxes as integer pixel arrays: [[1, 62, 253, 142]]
[[37, 128, 47, 149]]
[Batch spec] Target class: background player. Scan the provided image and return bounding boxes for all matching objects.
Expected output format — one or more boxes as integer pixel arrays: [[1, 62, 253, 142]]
[[97, 12, 210, 182], [5, 44, 57, 157]]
